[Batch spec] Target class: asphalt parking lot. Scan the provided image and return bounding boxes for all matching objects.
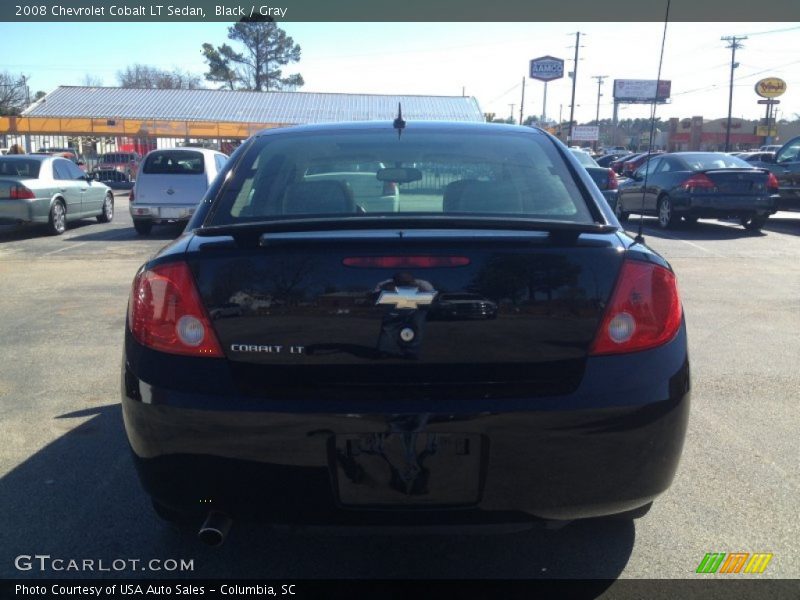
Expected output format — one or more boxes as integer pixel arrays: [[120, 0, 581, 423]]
[[1, 192, 798, 583]]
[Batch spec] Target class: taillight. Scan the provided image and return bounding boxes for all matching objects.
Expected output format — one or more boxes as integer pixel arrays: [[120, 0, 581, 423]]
[[343, 256, 470, 268], [129, 189, 135, 202], [128, 262, 223, 357], [382, 181, 398, 196], [680, 173, 716, 193], [766, 172, 779, 192], [606, 168, 618, 190], [9, 184, 35, 199], [590, 260, 682, 356]]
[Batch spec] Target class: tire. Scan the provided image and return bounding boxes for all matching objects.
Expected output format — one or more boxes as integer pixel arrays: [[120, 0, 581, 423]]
[[657, 195, 677, 229], [47, 200, 67, 235], [97, 193, 114, 223], [741, 215, 767, 231], [614, 198, 629, 223], [683, 215, 698, 226], [133, 218, 153, 235]]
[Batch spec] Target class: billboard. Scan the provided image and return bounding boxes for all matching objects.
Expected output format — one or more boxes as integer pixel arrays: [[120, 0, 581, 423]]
[[571, 126, 599, 141], [529, 56, 565, 82], [613, 80, 671, 103]]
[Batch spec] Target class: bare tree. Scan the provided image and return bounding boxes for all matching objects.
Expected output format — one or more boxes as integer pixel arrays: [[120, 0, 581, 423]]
[[81, 74, 104, 87], [0, 71, 29, 115], [117, 64, 202, 89]]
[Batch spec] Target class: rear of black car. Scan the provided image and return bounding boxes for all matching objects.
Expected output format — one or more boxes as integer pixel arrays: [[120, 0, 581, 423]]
[[121, 123, 690, 532]]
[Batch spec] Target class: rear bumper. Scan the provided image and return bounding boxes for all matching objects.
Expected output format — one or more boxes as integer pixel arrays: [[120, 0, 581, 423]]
[[121, 327, 690, 524], [129, 203, 196, 223], [671, 193, 778, 218], [0, 198, 48, 224]]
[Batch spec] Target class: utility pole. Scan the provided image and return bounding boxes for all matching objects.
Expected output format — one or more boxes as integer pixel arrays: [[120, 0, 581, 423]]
[[519, 77, 526, 126], [721, 35, 746, 152], [567, 32, 583, 144], [508, 103, 516, 124], [592, 75, 607, 150]]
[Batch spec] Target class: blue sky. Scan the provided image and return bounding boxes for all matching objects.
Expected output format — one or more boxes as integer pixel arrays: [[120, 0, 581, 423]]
[[2, 22, 798, 123]]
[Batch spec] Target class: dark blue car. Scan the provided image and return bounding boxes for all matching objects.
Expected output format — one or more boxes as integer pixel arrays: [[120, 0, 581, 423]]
[[616, 152, 780, 230], [122, 122, 690, 545]]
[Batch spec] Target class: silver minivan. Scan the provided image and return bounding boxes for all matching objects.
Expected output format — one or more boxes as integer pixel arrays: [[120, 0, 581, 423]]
[[129, 148, 228, 235]]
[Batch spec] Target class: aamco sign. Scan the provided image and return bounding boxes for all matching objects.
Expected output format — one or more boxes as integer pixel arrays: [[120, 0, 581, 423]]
[[530, 56, 565, 82], [754, 78, 786, 99]]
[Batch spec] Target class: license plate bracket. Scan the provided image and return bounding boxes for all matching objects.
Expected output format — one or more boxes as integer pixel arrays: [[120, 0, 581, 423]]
[[331, 432, 484, 507]]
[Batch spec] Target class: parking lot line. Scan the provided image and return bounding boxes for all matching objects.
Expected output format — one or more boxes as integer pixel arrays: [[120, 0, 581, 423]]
[[43, 241, 89, 255]]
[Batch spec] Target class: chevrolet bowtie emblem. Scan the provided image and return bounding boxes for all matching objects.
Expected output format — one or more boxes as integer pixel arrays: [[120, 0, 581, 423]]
[[376, 286, 437, 310]]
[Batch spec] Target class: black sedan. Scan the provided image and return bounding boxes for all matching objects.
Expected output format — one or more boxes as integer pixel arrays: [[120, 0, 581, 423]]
[[122, 121, 690, 545], [616, 152, 780, 230]]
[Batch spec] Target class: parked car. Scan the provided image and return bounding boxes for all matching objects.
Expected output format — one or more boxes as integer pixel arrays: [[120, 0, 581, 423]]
[[0, 155, 113, 235], [759, 144, 782, 152], [129, 148, 228, 235], [737, 151, 775, 165], [596, 154, 623, 167], [606, 146, 629, 155], [122, 121, 689, 544], [93, 151, 141, 184], [32, 148, 86, 171], [610, 153, 638, 175], [570, 148, 619, 210], [756, 136, 800, 211], [616, 152, 779, 230], [621, 151, 663, 178]]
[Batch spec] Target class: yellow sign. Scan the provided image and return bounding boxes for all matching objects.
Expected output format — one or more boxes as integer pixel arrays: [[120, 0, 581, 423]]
[[756, 126, 778, 136], [755, 78, 787, 98]]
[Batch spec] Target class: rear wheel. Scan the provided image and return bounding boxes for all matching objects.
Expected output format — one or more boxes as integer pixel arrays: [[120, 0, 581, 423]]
[[614, 199, 629, 223], [133, 219, 153, 235], [657, 196, 677, 229], [741, 215, 767, 231], [97, 193, 114, 223], [47, 200, 67, 235]]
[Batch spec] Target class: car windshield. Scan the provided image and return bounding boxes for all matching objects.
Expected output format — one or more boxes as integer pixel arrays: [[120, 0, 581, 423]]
[[208, 128, 594, 225], [0, 158, 42, 178], [680, 153, 753, 170], [142, 151, 204, 175]]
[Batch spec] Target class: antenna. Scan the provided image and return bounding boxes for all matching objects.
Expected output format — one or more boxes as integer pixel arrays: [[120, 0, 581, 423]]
[[635, 0, 671, 245], [393, 103, 406, 139]]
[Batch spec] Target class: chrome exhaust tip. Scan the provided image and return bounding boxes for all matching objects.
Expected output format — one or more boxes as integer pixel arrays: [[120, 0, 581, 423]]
[[198, 511, 232, 547]]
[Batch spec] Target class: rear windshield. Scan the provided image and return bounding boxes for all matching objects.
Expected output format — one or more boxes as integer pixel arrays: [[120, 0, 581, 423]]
[[570, 150, 598, 167], [142, 151, 204, 175], [209, 129, 594, 225], [100, 153, 135, 163], [681, 154, 752, 170], [0, 158, 41, 178]]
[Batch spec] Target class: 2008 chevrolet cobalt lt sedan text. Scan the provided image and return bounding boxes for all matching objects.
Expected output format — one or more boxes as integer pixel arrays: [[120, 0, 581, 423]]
[[121, 121, 690, 545]]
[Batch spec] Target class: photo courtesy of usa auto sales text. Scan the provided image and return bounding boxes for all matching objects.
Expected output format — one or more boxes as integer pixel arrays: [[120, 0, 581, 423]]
[[15, 583, 298, 596]]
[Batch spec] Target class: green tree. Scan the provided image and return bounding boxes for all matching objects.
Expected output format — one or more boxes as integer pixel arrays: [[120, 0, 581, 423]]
[[202, 22, 303, 92]]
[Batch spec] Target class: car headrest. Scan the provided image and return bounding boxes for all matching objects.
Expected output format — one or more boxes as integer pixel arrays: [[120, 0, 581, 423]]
[[284, 180, 356, 215], [445, 180, 523, 214]]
